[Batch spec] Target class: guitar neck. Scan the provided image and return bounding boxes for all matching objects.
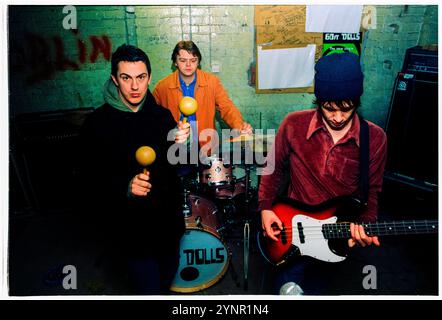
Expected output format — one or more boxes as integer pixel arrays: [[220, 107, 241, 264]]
[[323, 220, 438, 239]]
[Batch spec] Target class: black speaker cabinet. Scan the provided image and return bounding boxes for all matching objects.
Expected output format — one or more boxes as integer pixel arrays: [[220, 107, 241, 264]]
[[10, 108, 94, 214], [385, 72, 438, 189]]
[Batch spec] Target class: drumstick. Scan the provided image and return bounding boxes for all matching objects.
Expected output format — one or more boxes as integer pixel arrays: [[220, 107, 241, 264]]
[[179, 96, 198, 124], [135, 146, 156, 174]]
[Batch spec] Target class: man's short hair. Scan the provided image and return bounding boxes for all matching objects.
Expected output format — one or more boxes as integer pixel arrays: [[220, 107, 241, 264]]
[[171, 40, 202, 64], [111, 44, 151, 77], [313, 98, 361, 111]]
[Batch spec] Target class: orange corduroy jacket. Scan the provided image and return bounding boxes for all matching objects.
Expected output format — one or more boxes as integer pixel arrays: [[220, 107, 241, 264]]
[[152, 69, 244, 144]]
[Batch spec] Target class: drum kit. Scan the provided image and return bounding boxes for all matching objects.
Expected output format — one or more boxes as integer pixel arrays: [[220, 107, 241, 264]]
[[170, 133, 273, 293]]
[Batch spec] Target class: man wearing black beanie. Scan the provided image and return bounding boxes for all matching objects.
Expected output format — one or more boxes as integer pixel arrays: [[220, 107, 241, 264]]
[[258, 52, 387, 294]]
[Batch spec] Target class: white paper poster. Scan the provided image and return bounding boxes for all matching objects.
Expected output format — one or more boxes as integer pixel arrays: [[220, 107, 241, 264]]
[[306, 5, 363, 33], [257, 45, 316, 90]]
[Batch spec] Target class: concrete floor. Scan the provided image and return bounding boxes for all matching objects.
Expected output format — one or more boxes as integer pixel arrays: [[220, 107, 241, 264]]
[[8, 180, 438, 297]]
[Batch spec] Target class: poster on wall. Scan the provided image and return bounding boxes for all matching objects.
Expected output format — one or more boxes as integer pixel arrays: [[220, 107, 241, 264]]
[[257, 44, 316, 90], [306, 5, 363, 33], [322, 32, 362, 56]]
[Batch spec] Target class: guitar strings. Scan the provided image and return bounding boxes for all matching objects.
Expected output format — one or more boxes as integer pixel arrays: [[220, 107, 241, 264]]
[[265, 222, 437, 238], [271, 221, 437, 231]]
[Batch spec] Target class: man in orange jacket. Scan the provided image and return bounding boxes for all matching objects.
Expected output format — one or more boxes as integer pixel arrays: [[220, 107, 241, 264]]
[[153, 40, 252, 150]]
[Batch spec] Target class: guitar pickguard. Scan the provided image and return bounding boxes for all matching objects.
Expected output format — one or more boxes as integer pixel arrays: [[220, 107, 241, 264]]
[[291, 215, 346, 263]]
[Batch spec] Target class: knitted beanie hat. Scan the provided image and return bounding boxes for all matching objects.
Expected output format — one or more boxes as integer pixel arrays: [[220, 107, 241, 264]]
[[314, 52, 363, 101]]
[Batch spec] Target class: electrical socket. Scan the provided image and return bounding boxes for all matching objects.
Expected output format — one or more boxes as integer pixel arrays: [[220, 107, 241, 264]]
[[211, 63, 220, 73]]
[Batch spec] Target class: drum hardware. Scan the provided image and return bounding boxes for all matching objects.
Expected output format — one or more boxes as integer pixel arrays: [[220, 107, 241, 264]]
[[244, 165, 252, 204], [214, 215, 238, 235], [241, 151, 254, 291], [195, 216, 203, 228], [243, 221, 250, 291], [215, 224, 227, 234], [181, 185, 191, 218]]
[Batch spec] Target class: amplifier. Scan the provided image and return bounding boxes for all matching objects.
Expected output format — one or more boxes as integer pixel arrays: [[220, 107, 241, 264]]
[[402, 45, 438, 74], [10, 107, 94, 214], [385, 72, 438, 187], [12, 108, 94, 146]]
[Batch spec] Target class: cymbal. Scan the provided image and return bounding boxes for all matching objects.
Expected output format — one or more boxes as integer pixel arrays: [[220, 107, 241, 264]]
[[227, 133, 275, 143], [219, 134, 274, 159]]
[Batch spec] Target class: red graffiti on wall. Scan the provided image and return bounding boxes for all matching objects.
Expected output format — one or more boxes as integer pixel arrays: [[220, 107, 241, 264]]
[[89, 36, 112, 63], [11, 32, 113, 85], [53, 35, 80, 71], [77, 39, 87, 64]]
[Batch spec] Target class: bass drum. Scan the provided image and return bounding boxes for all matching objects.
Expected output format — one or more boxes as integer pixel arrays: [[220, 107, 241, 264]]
[[170, 228, 230, 293], [170, 194, 230, 293]]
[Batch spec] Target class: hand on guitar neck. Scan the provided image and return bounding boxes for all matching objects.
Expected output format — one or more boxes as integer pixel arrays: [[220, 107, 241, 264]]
[[348, 222, 380, 248]]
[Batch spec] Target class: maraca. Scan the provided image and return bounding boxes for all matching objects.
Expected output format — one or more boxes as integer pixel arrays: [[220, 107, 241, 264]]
[[179, 96, 198, 124], [135, 146, 156, 174]]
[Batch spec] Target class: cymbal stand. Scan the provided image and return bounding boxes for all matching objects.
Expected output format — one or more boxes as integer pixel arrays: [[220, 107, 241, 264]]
[[243, 217, 250, 291], [243, 162, 252, 291]]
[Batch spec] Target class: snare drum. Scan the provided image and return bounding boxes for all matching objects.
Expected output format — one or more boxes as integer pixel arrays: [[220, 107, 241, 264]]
[[199, 157, 232, 186], [170, 194, 230, 293]]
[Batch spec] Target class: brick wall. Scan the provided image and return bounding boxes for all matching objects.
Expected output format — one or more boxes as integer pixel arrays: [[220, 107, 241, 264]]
[[9, 5, 125, 116], [9, 5, 437, 131], [419, 5, 438, 46], [361, 5, 438, 128]]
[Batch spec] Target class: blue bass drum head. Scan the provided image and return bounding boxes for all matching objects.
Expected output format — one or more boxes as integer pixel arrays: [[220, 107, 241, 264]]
[[170, 228, 230, 293]]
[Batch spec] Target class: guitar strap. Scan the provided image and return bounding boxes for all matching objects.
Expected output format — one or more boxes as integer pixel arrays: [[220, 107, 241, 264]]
[[359, 118, 369, 207]]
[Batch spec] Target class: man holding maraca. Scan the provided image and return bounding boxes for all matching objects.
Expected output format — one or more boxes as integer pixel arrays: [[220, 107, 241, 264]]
[[153, 40, 252, 148], [78, 44, 189, 295]]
